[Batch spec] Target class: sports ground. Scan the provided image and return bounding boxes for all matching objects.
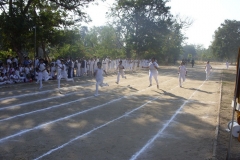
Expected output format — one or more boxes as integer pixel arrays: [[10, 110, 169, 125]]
[[0, 63, 237, 160]]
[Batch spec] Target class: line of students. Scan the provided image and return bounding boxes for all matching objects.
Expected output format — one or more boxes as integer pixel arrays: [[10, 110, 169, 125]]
[[1, 55, 215, 96]]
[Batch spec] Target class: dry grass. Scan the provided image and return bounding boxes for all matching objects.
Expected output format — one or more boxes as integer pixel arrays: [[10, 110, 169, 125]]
[[216, 67, 240, 160]]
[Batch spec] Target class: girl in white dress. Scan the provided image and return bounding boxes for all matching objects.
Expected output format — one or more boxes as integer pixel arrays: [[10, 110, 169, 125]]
[[94, 62, 109, 96]]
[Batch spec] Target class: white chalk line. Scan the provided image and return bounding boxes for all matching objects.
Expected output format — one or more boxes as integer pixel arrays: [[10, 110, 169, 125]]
[[33, 96, 160, 160], [0, 75, 175, 123], [129, 69, 221, 160], [0, 83, 91, 102], [0, 73, 178, 147], [0, 70, 176, 101], [130, 80, 207, 160], [0, 83, 141, 122], [0, 77, 166, 143], [0, 95, 94, 122], [0, 81, 130, 112], [33, 84, 181, 159]]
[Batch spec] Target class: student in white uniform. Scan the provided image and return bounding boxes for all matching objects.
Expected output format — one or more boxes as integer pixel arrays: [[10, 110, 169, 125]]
[[116, 60, 126, 84], [94, 62, 109, 96], [57, 59, 74, 89], [226, 61, 229, 69], [0, 73, 7, 85], [89, 58, 94, 77], [142, 57, 159, 89], [178, 62, 187, 87], [205, 61, 212, 80], [37, 59, 46, 89]]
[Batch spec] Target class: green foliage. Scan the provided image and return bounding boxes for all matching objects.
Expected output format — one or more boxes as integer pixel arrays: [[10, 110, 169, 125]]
[[108, 0, 188, 62], [81, 26, 126, 59], [182, 45, 197, 59], [0, 0, 94, 60], [211, 20, 240, 61]]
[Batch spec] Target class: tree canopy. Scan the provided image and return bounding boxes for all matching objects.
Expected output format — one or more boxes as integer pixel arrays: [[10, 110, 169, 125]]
[[0, 0, 94, 60], [211, 20, 240, 62]]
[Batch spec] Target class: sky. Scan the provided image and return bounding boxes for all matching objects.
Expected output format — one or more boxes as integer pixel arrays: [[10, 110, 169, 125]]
[[82, 0, 240, 48]]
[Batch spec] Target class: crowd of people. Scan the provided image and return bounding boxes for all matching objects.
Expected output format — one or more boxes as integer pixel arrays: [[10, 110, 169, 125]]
[[0, 54, 216, 95], [0, 55, 152, 86]]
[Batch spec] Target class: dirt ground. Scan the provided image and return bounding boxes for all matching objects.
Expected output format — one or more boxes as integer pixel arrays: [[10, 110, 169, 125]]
[[216, 65, 240, 160], [0, 63, 239, 160]]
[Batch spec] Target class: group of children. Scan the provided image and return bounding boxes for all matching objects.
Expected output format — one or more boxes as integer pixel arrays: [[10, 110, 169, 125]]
[[1, 55, 216, 96]]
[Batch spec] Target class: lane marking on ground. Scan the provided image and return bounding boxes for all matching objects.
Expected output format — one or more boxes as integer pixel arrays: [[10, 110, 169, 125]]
[[0, 77, 175, 122], [130, 80, 206, 160], [0, 70, 176, 100], [130, 70, 222, 160], [0, 83, 164, 143], [33, 96, 160, 160], [0, 78, 176, 143], [33, 82, 185, 159]]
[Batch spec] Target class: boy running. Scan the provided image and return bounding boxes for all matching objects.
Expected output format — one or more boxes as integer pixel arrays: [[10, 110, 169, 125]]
[[178, 62, 187, 87], [116, 60, 126, 84], [142, 57, 159, 89], [94, 62, 109, 96], [205, 61, 212, 80]]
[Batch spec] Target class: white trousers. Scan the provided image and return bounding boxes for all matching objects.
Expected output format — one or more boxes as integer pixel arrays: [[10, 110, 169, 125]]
[[57, 69, 74, 89], [179, 74, 185, 86], [149, 71, 159, 85], [206, 71, 210, 80], [116, 71, 126, 83], [95, 78, 108, 94]]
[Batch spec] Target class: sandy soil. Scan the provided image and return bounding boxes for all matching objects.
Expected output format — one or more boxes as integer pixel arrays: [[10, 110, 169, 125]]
[[0, 63, 237, 160], [216, 66, 240, 160]]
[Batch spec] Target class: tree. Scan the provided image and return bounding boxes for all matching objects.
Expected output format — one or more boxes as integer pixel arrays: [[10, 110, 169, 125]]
[[109, 0, 174, 59], [82, 26, 125, 58], [211, 20, 240, 62], [0, 0, 94, 60], [182, 45, 197, 60]]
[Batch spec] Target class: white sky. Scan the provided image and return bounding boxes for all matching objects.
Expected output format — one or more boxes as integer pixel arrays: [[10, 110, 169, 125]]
[[83, 0, 240, 48]]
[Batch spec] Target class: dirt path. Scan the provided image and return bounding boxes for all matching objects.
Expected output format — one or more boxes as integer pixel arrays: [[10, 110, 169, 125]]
[[0, 64, 223, 160]]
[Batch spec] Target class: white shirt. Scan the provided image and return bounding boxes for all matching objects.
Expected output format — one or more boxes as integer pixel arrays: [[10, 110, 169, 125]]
[[205, 64, 212, 72], [179, 65, 187, 75], [149, 62, 158, 73], [117, 64, 124, 72], [39, 63, 46, 72], [95, 68, 104, 81]]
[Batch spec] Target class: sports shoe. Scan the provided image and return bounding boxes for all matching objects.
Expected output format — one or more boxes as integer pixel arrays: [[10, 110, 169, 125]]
[[94, 93, 99, 97], [115, 82, 118, 84], [148, 84, 152, 87], [125, 76, 127, 79], [157, 85, 159, 89]]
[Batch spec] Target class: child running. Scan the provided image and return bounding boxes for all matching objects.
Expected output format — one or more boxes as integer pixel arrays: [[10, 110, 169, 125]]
[[116, 60, 126, 84], [37, 59, 46, 89], [142, 57, 159, 89], [57, 59, 74, 89], [94, 62, 109, 96], [205, 61, 212, 80], [178, 62, 187, 87]]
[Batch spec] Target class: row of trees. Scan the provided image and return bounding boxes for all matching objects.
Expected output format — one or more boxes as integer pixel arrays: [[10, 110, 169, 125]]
[[0, 0, 240, 63], [182, 20, 240, 63]]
